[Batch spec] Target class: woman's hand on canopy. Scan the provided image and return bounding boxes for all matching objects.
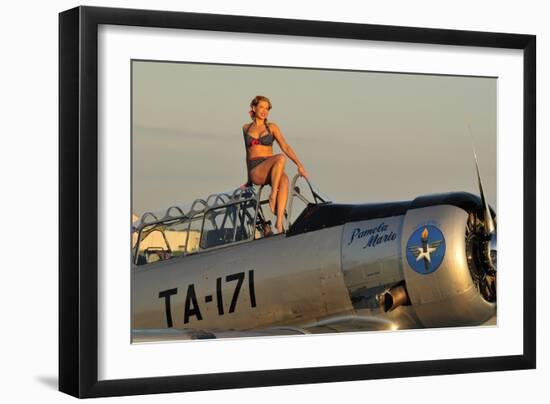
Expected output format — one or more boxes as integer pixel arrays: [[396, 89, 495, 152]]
[[298, 165, 309, 179]]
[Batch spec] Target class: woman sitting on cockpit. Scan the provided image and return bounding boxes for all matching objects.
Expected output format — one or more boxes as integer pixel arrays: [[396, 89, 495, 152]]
[[242, 95, 308, 234]]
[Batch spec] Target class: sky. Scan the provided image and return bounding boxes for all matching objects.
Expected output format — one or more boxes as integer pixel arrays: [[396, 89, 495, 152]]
[[132, 60, 496, 218]]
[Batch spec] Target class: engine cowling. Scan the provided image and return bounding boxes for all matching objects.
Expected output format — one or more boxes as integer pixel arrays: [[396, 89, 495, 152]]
[[340, 192, 496, 328], [402, 203, 495, 327]]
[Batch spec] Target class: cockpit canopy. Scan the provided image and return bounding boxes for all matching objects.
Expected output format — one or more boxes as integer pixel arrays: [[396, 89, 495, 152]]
[[132, 175, 330, 266]]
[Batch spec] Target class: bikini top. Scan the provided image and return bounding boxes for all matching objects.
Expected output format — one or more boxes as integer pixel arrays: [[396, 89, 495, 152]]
[[243, 122, 274, 147]]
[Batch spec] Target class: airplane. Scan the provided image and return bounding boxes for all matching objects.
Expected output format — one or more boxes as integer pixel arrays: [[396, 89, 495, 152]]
[[131, 159, 497, 342]]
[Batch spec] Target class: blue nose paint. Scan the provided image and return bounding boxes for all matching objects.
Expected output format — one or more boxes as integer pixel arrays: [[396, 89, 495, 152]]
[[406, 225, 446, 275]]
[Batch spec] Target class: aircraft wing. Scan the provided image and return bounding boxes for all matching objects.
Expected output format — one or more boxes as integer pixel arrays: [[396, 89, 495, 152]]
[[297, 313, 398, 334], [132, 327, 308, 343], [132, 310, 409, 343]]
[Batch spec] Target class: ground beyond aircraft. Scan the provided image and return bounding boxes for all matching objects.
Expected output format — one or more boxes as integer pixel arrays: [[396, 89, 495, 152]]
[[131, 165, 497, 342]]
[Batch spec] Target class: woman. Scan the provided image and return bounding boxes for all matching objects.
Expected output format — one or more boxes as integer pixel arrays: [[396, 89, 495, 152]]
[[243, 95, 308, 234]]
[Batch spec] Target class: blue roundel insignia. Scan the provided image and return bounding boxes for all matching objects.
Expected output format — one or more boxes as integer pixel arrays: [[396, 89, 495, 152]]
[[406, 225, 446, 275]]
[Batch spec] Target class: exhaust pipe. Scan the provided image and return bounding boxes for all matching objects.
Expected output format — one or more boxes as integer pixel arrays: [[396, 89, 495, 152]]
[[378, 283, 411, 312]]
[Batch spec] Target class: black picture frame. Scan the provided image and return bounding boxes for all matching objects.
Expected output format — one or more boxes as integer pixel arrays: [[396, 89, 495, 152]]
[[59, 5, 536, 399]]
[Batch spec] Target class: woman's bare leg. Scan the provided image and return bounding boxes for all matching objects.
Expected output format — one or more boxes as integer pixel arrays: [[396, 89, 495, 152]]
[[276, 173, 289, 233], [249, 154, 286, 213], [267, 154, 286, 213]]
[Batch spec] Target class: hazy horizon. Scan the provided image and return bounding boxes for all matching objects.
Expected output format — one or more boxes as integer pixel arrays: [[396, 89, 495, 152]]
[[132, 60, 496, 218]]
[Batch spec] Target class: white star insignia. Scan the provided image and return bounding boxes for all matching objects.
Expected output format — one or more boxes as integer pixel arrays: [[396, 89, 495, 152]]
[[415, 245, 437, 262], [408, 240, 443, 263]]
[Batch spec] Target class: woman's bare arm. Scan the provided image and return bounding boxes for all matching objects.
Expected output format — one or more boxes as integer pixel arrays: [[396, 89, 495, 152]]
[[269, 122, 308, 178]]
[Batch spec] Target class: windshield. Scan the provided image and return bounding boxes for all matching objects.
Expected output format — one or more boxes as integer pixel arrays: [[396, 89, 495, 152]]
[[286, 175, 331, 227], [308, 181, 331, 204]]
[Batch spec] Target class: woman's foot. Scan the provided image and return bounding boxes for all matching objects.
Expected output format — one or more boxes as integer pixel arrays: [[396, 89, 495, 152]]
[[276, 221, 284, 234]]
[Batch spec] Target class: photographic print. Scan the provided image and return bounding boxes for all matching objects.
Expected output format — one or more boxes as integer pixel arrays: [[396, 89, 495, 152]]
[[59, 6, 535, 397], [130, 60, 497, 343]]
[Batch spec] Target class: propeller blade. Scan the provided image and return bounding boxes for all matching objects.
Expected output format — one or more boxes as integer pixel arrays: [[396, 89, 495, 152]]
[[467, 124, 495, 235], [472, 143, 495, 235]]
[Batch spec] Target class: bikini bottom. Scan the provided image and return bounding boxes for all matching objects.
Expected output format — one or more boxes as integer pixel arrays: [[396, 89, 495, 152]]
[[247, 156, 268, 171]]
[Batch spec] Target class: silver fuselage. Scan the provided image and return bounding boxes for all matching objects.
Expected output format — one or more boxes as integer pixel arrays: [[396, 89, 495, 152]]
[[132, 197, 496, 335]]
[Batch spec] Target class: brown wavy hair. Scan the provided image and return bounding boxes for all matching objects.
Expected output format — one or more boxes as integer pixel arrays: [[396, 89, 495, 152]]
[[249, 95, 272, 120]]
